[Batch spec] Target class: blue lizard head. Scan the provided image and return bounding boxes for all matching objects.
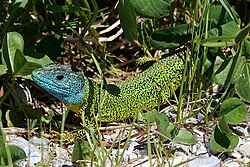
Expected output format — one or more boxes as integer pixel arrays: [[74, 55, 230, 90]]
[[32, 64, 87, 105]]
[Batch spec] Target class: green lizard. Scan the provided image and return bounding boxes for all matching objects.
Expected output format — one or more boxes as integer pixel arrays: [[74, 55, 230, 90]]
[[32, 55, 184, 140]]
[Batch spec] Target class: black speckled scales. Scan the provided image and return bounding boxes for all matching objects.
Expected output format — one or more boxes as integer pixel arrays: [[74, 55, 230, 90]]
[[73, 55, 184, 122]]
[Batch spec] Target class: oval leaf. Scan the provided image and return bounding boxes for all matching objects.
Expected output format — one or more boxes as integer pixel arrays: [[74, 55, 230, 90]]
[[118, 0, 138, 41], [235, 63, 250, 102], [208, 6, 240, 28], [0, 65, 7, 76], [9, 145, 26, 163], [150, 24, 191, 49], [0, 145, 26, 165], [1, 32, 24, 73], [220, 97, 248, 124], [13, 49, 42, 76], [210, 125, 239, 152], [244, 39, 250, 59], [173, 129, 196, 144], [72, 141, 83, 162], [213, 55, 245, 86], [155, 112, 169, 135], [165, 123, 178, 139], [220, 0, 241, 25], [130, 0, 170, 18]]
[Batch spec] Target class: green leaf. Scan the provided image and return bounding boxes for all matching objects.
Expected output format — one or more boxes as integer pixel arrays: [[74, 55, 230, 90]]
[[8, 146, 26, 163], [155, 112, 169, 136], [25, 55, 53, 66], [210, 124, 239, 152], [41, 116, 50, 124], [1, 32, 24, 73], [6, 109, 23, 127], [0, 65, 7, 76], [220, 0, 241, 25], [13, 49, 41, 76], [235, 23, 250, 44], [130, 0, 170, 18], [6, 110, 16, 127], [24, 108, 44, 120], [47, 5, 89, 13], [13, 49, 27, 74], [213, 55, 245, 86], [173, 129, 196, 144], [150, 24, 192, 49], [0, 0, 28, 40], [219, 98, 248, 124], [118, 0, 138, 41], [72, 141, 94, 162], [203, 20, 239, 47], [41, 110, 54, 124], [220, 21, 240, 36], [0, 145, 26, 165], [235, 63, 250, 102], [142, 109, 158, 122], [164, 123, 178, 139], [207, 6, 240, 47], [244, 39, 250, 59], [202, 37, 235, 47], [218, 116, 231, 134], [208, 6, 240, 28], [72, 141, 83, 162]]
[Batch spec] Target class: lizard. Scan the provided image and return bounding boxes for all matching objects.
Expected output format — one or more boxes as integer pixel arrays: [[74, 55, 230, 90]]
[[31, 55, 184, 141]]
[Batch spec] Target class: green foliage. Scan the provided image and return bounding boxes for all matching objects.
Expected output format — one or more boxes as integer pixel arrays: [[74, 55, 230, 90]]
[[150, 24, 192, 49], [72, 141, 83, 162], [173, 129, 196, 144], [0, 110, 26, 166], [210, 122, 239, 152], [0, 0, 250, 164], [1, 32, 52, 77], [0, 31, 52, 146], [235, 63, 250, 101], [210, 98, 247, 151], [118, 0, 173, 41], [155, 112, 169, 134], [35, 35, 64, 59], [130, 0, 171, 18], [145, 110, 195, 144], [71, 141, 95, 163], [235, 23, 250, 44], [0, 65, 7, 76], [0, 145, 26, 165], [219, 98, 248, 124], [198, 4, 249, 151], [118, 0, 138, 41]]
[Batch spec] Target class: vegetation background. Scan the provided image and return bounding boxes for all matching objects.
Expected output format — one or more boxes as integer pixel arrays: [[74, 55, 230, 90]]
[[0, 0, 249, 166]]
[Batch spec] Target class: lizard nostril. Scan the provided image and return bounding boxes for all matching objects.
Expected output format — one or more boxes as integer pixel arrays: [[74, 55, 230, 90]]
[[56, 75, 64, 80]]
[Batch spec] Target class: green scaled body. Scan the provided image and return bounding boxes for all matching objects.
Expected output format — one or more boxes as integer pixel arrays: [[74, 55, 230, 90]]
[[68, 55, 183, 122], [32, 55, 184, 123]]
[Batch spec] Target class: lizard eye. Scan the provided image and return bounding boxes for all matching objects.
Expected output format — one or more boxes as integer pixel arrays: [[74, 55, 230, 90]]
[[56, 75, 64, 80]]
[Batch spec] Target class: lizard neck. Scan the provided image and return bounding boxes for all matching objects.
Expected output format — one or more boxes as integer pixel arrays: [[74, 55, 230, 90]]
[[68, 78, 98, 115]]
